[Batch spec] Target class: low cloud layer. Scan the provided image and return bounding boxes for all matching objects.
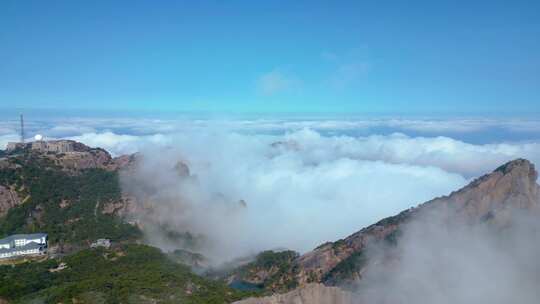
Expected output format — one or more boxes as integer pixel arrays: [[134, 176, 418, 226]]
[[356, 209, 540, 303], [68, 127, 540, 177], [117, 130, 467, 261], [2, 116, 540, 263], [3, 116, 540, 149], [78, 126, 538, 262]]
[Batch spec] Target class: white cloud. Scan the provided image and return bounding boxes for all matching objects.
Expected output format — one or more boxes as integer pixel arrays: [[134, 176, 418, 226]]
[[68, 132, 172, 157], [257, 69, 298, 96], [2, 116, 540, 144], [329, 62, 370, 89], [118, 130, 468, 261], [2, 116, 540, 263], [322, 48, 371, 90], [0, 134, 19, 150], [356, 210, 540, 303], [282, 129, 540, 177]]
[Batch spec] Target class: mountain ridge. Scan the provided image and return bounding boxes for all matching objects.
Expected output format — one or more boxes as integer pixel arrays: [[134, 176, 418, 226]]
[[232, 158, 540, 297], [297, 158, 539, 286]]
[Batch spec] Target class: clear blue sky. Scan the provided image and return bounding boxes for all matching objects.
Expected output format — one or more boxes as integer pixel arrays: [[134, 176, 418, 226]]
[[1, 0, 539, 114]]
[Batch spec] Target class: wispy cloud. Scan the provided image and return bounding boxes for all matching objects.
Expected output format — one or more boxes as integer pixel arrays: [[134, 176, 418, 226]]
[[323, 48, 371, 89], [257, 69, 299, 96], [329, 62, 370, 89]]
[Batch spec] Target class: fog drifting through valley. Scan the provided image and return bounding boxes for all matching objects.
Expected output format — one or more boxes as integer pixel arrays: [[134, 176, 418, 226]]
[[93, 126, 539, 263], [118, 129, 469, 261], [2, 117, 540, 264], [355, 209, 540, 304]]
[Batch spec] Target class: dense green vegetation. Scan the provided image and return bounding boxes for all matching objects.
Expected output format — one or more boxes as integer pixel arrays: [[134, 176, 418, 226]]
[[0, 152, 140, 244], [323, 250, 367, 286], [383, 228, 403, 246], [0, 244, 254, 303], [169, 249, 207, 269], [232, 250, 299, 292]]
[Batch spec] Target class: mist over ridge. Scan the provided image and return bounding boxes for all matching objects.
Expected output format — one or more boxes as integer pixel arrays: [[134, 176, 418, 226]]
[[3, 115, 540, 264], [10, 116, 531, 263]]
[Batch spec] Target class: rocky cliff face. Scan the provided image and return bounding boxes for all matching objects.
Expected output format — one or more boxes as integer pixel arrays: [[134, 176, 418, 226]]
[[49, 149, 115, 171], [293, 158, 540, 286], [233, 283, 354, 304], [0, 185, 22, 218]]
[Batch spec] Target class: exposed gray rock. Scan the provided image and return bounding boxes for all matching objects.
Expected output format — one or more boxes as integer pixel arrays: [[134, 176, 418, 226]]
[[233, 283, 353, 304], [0, 184, 21, 218]]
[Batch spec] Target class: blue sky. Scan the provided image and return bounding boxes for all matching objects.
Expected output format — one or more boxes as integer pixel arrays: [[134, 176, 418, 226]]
[[1, 0, 539, 114]]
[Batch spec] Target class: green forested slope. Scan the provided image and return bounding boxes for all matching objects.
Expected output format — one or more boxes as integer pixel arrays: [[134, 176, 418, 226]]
[[0, 244, 254, 303], [0, 152, 140, 244]]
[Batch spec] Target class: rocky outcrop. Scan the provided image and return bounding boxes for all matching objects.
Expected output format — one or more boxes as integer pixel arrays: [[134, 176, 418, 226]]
[[269, 159, 540, 289], [420, 158, 539, 220], [174, 161, 191, 178], [101, 196, 140, 217], [49, 148, 115, 171], [0, 185, 21, 218], [4, 140, 133, 172], [224, 250, 300, 293], [112, 153, 141, 171], [233, 283, 353, 304]]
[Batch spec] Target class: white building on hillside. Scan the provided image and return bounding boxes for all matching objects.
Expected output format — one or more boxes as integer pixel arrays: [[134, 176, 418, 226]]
[[0, 233, 48, 259], [90, 238, 111, 249]]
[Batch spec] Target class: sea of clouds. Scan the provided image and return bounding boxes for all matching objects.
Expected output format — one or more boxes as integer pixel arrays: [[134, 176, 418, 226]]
[[1, 116, 540, 261], [355, 209, 540, 304]]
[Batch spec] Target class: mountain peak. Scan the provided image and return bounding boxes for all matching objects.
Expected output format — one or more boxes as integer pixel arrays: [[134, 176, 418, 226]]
[[493, 158, 537, 187], [292, 159, 540, 287], [442, 158, 539, 216]]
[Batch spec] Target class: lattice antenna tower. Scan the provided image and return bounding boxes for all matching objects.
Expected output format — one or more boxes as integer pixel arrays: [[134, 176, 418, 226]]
[[20, 114, 25, 143]]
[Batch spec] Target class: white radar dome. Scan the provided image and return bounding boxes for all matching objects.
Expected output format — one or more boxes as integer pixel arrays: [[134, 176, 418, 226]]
[[34, 134, 43, 141]]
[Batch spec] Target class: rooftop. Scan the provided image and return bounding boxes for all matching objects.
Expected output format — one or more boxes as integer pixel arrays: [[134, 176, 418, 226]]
[[0, 233, 48, 244]]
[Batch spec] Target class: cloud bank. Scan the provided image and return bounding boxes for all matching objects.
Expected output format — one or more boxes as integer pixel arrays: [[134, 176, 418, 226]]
[[2, 116, 540, 263], [355, 209, 540, 304], [69, 126, 537, 262], [117, 129, 467, 261]]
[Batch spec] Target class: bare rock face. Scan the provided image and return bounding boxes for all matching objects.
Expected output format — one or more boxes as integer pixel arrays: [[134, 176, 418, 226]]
[[423, 158, 539, 219], [50, 149, 115, 171], [112, 153, 141, 171], [233, 283, 354, 304], [295, 159, 540, 286], [101, 196, 140, 217], [174, 161, 191, 178], [0, 184, 21, 218], [5, 140, 121, 172]]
